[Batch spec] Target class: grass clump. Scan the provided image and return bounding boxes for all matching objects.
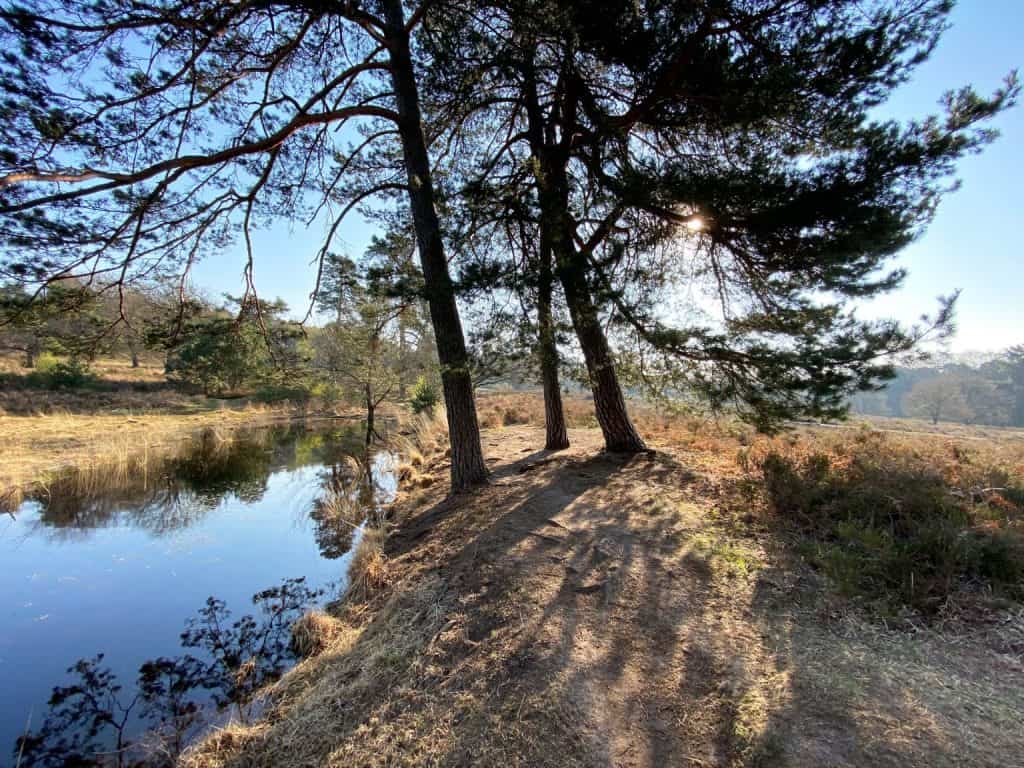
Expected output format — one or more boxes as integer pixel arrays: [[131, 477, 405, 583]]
[[347, 527, 390, 601], [750, 431, 1024, 615], [290, 611, 345, 658], [691, 533, 762, 578]]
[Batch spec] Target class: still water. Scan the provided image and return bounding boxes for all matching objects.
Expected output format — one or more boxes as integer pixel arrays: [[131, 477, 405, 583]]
[[0, 421, 395, 764]]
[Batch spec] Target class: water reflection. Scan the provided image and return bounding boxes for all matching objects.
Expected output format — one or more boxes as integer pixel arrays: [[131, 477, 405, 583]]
[[24, 422, 386, 551], [1, 419, 397, 766], [15, 577, 326, 768]]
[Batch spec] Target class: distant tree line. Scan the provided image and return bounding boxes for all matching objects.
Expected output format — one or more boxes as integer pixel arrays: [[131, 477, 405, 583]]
[[0, 235, 443, 424], [850, 347, 1024, 426]]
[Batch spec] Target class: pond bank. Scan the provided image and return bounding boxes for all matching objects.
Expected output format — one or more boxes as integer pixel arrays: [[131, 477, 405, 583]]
[[182, 422, 1024, 768], [0, 403, 368, 511], [2, 420, 401, 764]]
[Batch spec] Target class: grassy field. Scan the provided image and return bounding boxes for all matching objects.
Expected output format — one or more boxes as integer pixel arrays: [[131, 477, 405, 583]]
[[181, 392, 1024, 768]]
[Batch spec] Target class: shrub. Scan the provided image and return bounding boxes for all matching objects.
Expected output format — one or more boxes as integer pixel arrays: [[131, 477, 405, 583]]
[[754, 436, 1024, 615], [27, 357, 96, 389], [33, 351, 61, 372], [165, 317, 271, 396], [254, 384, 311, 404], [409, 375, 439, 415]]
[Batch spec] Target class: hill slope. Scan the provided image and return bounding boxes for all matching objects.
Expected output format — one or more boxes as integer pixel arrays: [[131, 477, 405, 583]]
[[185, 424, 1024, 768]]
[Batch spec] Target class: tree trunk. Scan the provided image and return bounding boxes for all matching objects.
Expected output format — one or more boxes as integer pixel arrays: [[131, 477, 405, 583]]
[[24, 347, 35, 368], [557, 257, 646, 452], [537, 234, 569, 450], [366, 387, 375, 446], [536, 163, 645, 453], [520, 51, 643, 454], [382, 0, 487, 492], [397, 314, 408, 397]]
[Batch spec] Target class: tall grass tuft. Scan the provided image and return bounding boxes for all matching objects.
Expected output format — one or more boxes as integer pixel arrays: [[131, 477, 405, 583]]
[[290, 611, 345, 658], [346, 526, 389, 602]]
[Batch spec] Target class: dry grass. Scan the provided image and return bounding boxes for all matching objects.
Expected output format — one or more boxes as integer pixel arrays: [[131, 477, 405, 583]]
[[290, 612, 346, 659], [0, 353, 201, 415], [181, 577, 451, 768], [346, 526, 390, 601], [0, 351, 318, 505], [130, 396, 1024, 767], [392, 408, 449, 485], [0, 403, 299, 508]]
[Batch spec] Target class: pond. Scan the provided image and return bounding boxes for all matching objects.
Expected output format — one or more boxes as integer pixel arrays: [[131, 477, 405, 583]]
[[0, 420, 396, 766]]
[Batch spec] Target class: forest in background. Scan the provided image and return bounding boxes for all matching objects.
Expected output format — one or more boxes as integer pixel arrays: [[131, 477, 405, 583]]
[[850, 348, 1024, 426]]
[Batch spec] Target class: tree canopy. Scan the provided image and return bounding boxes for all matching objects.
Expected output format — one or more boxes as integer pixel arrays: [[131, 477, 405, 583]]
[[425, 0, 1016, 432], [0, 0, 1016, 474]]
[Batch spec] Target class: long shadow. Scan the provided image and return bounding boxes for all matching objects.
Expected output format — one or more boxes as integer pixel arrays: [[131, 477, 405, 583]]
[[397, 446, 727, 765], [200, 434, 1006, 768]]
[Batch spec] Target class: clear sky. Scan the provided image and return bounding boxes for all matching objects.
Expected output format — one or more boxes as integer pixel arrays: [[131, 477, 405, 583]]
[[193, 0, 1023, 353]]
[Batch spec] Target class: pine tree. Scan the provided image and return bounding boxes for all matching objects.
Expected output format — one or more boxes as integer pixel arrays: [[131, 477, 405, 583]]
[[0, 0, 488, 490], [423, 0, 1016, 434]]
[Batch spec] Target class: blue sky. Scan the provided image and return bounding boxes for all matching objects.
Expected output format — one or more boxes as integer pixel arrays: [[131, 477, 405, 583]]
[[194, 0, 1022, 353]]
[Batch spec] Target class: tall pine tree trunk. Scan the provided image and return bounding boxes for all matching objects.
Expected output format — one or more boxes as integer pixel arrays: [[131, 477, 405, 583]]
[[538, 164, 645, 453], [365, 385, 375, 446], [397, 312, 408, 397], [382, 0, 488, 491], [537, 233, 569, 450], [521, 53, 643, 454], [557, 255, 646, 452]]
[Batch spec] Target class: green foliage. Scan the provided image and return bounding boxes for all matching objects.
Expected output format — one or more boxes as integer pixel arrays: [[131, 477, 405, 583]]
[[755, 438, 1024, 614], [165, 317, 269, 396], [253, 384, 311, 404], [163, 296, 305, 397], [311, 235, 436, 424], [26, 356, 96, 389], [0, 281, 107, 365], [32, 351, 61, 372], [429, 0, 1015, 430], [409, 375, 440, 415]]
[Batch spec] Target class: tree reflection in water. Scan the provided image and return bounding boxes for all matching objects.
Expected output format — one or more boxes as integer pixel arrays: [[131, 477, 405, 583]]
[[25, 421, 376, 549], [14, 578, 326, 768], [11, 420, 397, 766]]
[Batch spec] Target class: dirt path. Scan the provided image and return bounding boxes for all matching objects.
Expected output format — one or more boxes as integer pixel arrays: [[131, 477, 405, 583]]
[[187, 425, 1024, 768]]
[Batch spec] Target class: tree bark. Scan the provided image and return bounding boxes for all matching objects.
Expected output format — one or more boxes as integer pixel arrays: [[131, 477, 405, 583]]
[[537, 234, 569, 450], [557, 255, 646, 452], [535, 164, 645, 453], [366, 386, 375, 446], [397, 313, 408, 397], [521, 52, 644, 454], [382, 0, 488, 491]]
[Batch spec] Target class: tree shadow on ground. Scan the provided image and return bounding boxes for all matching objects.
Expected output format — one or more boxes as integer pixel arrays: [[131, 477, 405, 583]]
[[192, 426, 1022, 768]]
